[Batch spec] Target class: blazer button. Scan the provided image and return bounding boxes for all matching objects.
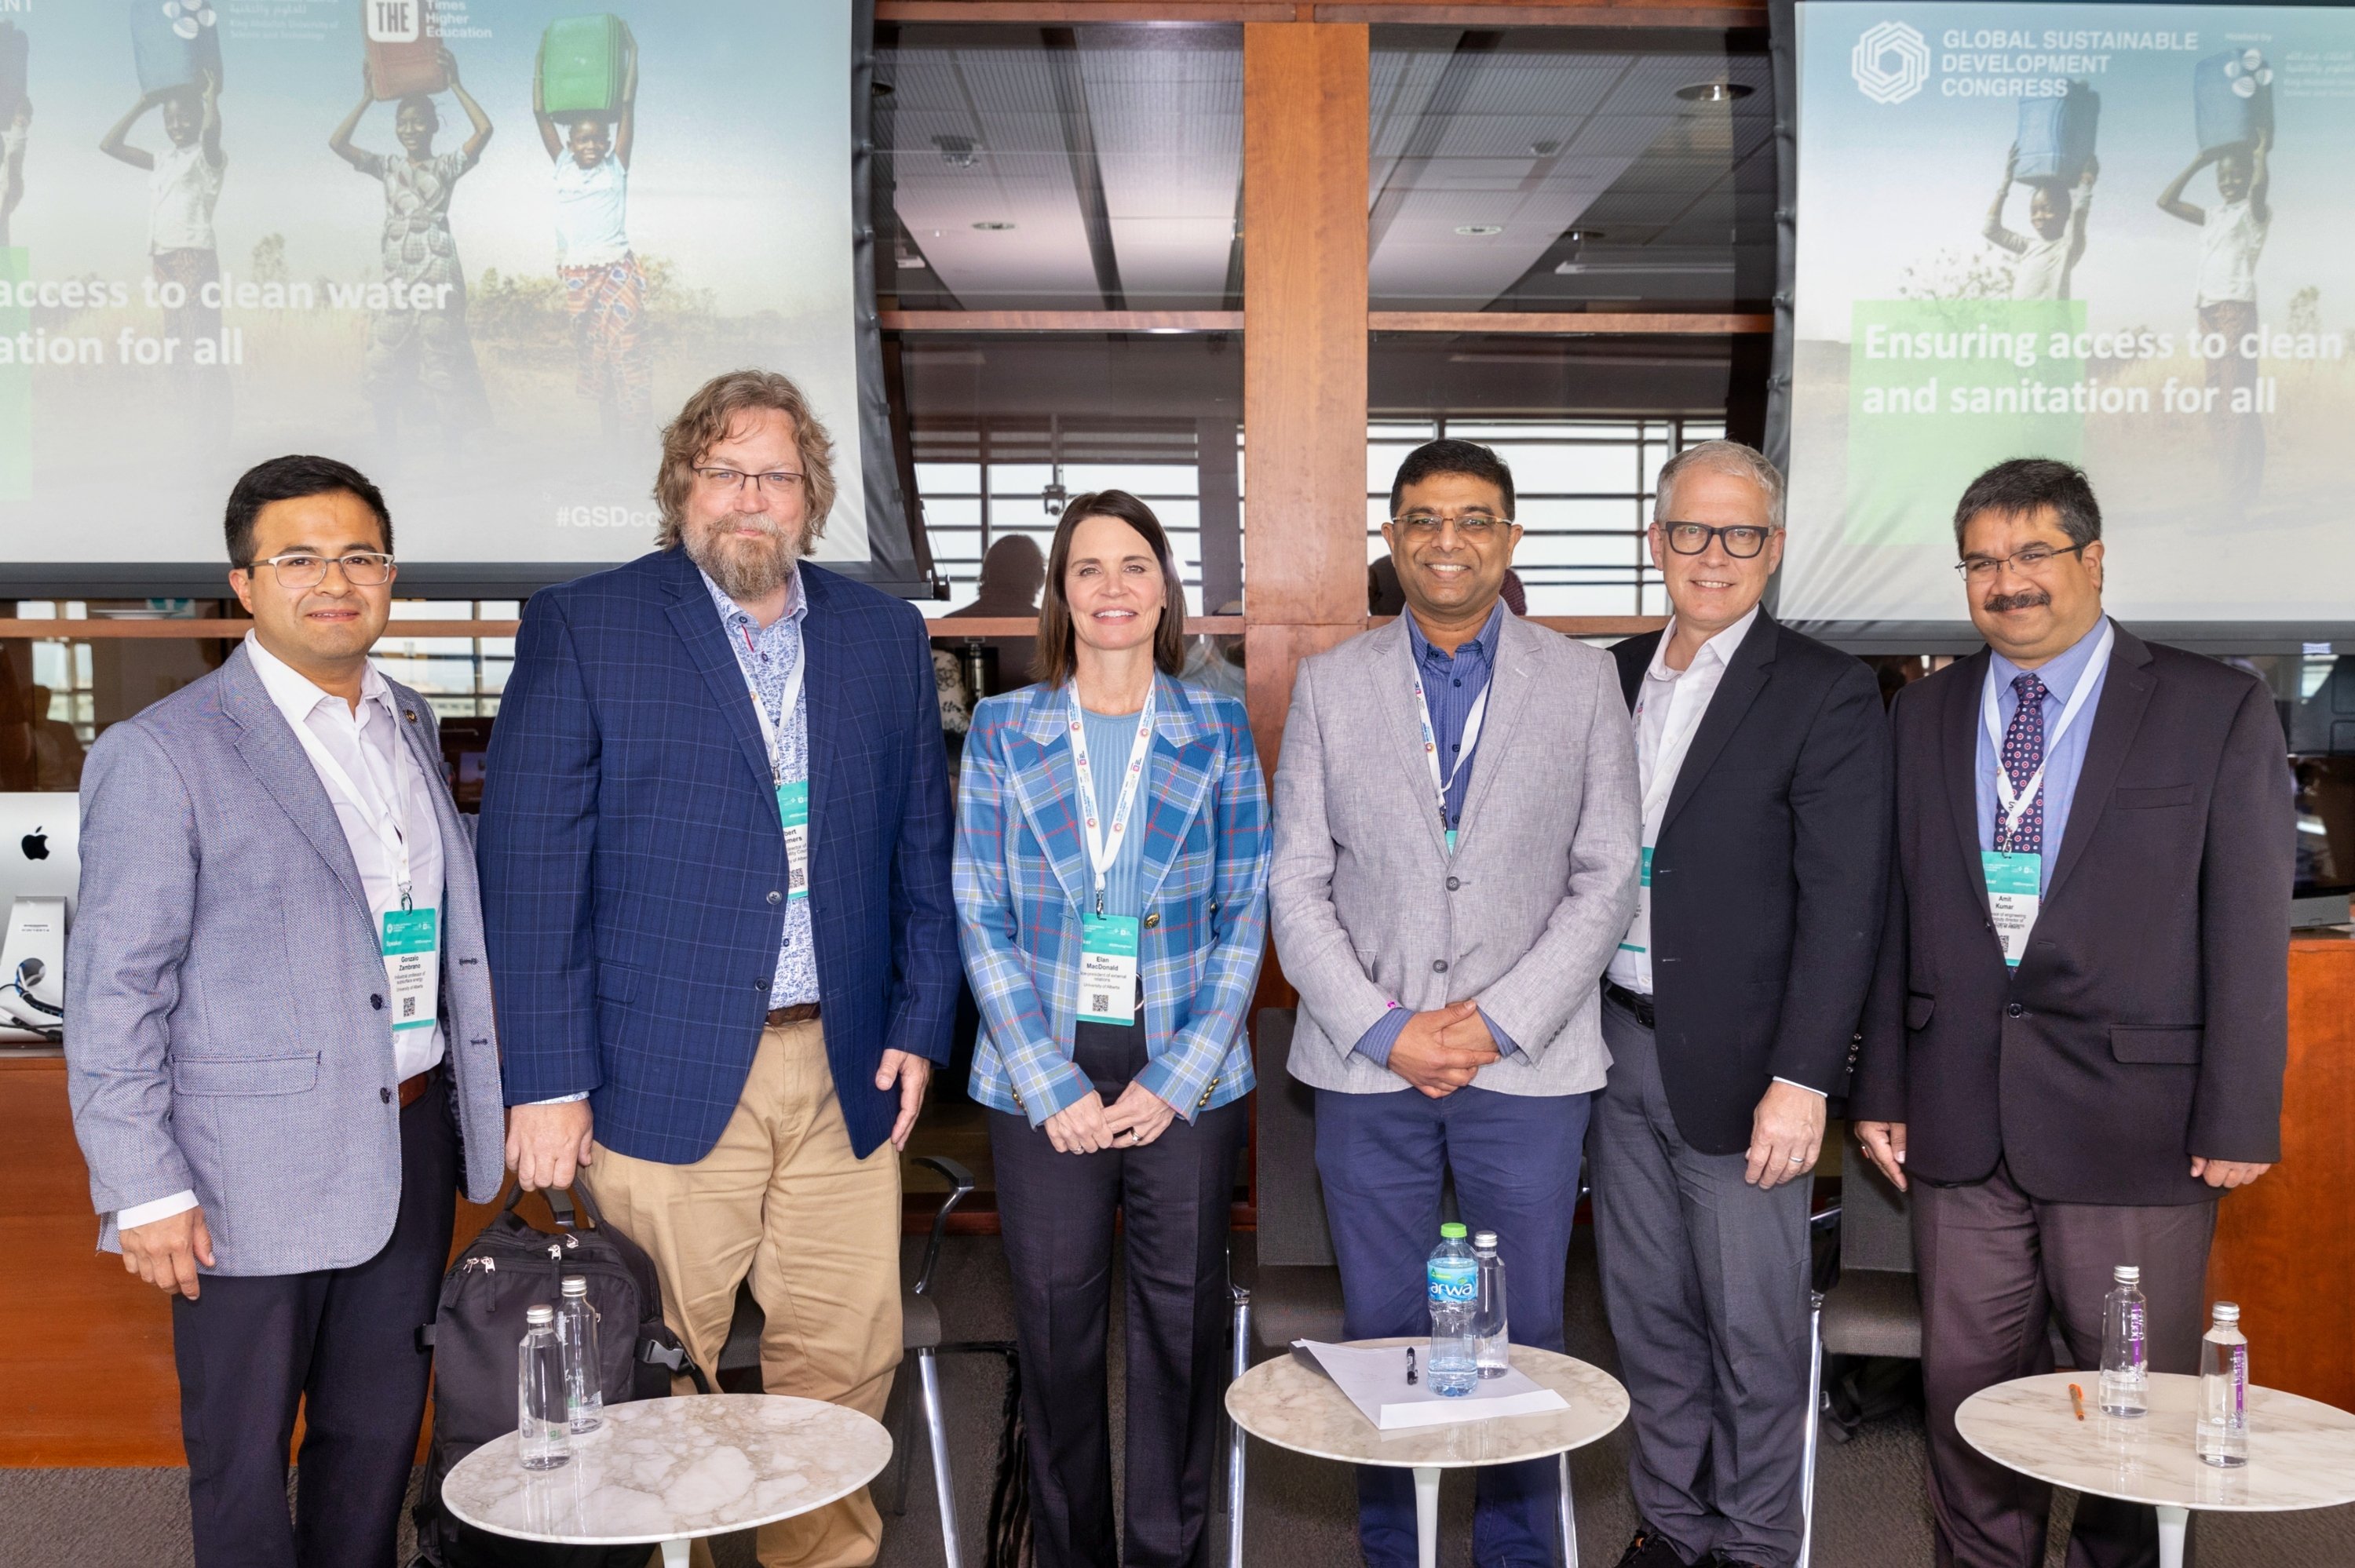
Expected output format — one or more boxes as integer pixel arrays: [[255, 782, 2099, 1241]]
[[768, 891, 783, 906], [1433, 959, 1449, 974], [2006, 1001, 2025, 1019], [1446, 877, 1461, 892], [370, 994, 384, 1011], [380, 1086, 392, 1103], [1144, 913, 1160, 930]]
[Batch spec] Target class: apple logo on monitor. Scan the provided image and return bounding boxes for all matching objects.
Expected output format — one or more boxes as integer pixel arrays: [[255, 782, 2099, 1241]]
[[21, 826, 48, 862]]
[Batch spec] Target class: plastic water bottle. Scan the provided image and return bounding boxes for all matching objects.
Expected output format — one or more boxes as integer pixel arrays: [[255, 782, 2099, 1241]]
[[518, 1304, 572, 1470], [2097, 1264, 2149, 1417], [2196, 1302, 2250, 1467], [556, 1274, 604, 1435], [1471, 1229, 1510, 1378], [1426, 1222, 1479, 1397]]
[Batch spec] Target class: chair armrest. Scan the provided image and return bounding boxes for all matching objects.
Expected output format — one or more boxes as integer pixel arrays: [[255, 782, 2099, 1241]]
[[910, 1155, 977, 1299]]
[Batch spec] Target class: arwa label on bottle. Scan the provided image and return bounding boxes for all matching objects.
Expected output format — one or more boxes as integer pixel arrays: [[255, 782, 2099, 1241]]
[[1428, 1260, 1477, 1305]]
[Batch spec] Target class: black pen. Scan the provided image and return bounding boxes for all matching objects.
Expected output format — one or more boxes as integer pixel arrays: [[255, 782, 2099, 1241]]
[[1405, 1347, 1418, 1385]]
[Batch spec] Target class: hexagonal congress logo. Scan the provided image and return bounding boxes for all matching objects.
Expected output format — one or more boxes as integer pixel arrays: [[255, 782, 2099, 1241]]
[[1852, 20, 1931, 104]]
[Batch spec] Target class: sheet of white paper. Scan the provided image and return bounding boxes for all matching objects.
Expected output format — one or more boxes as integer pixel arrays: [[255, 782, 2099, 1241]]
[[1292, 1340, 1570, 1431]]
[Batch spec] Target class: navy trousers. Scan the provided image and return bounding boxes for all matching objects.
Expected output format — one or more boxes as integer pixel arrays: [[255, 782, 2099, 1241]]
[[1315, 1084, 1593, 1568]]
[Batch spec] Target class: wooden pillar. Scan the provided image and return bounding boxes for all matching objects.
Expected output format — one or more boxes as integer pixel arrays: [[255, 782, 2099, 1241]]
[[1242, 20, 1369, 778]]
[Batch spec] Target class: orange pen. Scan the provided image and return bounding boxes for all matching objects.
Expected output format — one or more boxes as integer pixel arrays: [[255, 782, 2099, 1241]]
[[2068, 1383, 2086, 1421]]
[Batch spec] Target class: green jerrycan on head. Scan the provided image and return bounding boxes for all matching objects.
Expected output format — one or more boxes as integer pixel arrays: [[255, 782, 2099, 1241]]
[[539, 14, 633, 118]]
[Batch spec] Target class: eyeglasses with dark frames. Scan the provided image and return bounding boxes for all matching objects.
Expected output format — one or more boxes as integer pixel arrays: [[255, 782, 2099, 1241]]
[[1656, 521, 1777, 559]]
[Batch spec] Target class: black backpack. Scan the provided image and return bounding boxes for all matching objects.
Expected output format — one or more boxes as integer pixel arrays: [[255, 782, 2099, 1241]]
[[411, 1183, 709, 1568]]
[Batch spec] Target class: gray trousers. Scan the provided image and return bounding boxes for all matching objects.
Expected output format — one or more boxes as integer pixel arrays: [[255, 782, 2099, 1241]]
[[1913, 1160, 2217, 1568], [1592, 995, 1813, 1568]]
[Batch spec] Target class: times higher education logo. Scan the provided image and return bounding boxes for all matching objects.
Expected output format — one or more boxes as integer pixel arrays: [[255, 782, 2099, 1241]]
[[1853, 20, 1932, 104], [366, 0, 423, 43]]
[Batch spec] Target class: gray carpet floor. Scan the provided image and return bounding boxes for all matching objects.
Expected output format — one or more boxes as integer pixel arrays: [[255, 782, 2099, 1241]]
[[5, 1230, 2350, 1567]]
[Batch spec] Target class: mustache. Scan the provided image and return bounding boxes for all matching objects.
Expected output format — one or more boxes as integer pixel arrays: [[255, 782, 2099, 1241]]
[[1981, 587, 2051, 614]]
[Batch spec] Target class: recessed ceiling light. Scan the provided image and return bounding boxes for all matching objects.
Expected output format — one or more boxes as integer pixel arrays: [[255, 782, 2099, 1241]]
[[1455, 224, 1503, 237], [972, 221, 1017, 232], [933, 134, 979, 168], [1529, 140, 1561, 158], [1675, 80, 1754, 102]]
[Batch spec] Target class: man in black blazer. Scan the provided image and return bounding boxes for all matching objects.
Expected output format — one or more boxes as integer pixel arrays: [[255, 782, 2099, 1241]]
[[1852, 458, 2289, 1568], [1596, 442, 1889, 1568]]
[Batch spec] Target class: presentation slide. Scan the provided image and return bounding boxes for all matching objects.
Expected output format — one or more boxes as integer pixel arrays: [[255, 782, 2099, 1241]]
[[1785, 2, 2355, 628], [0, 0, 864, 569]]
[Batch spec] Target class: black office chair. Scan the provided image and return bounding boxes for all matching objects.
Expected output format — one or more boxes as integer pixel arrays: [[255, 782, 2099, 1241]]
[[715, 1154, 977, 1567]]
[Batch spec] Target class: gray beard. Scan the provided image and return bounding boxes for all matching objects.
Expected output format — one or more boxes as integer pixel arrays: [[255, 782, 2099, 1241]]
[[685, 516, 801, 600]]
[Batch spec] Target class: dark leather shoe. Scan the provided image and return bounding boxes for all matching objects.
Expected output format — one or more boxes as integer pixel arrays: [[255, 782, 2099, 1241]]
[[1613, 1527, 1691, 1568]]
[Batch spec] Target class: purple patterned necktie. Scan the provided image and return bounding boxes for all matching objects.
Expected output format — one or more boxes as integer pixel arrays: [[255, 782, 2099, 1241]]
[[1998, 672, 2048, 856]]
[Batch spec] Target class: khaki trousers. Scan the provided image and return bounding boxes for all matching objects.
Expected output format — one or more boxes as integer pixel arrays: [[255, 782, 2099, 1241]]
[[582, 1021, 903, 1568]]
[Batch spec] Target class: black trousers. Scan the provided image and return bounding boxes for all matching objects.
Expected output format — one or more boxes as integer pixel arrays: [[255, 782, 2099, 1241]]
[[172, 1070, 460, 1568], [991, 1019, 1247, 1568]]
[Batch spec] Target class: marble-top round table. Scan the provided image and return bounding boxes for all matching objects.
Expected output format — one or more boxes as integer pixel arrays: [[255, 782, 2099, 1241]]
[[1225, 1338, 1629, 1568], [442, 1394, 892, 1568], [1957, 1372, 2355, 1568]]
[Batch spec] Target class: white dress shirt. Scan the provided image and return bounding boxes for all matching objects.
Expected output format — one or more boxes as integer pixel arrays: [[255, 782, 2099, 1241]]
[[1605, 607, 1822, 1100], [115, 636, 447, 1231]]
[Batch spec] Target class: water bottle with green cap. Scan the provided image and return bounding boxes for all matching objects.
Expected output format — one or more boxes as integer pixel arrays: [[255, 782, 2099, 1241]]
[[1426, 1222, 1479, 1397]]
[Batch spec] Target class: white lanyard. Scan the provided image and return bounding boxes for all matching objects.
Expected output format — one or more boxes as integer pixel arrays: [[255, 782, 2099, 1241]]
[[1980, 621, 2114, 848], [1068, 687, 1156, 917], [287, 692, 419, 907], [739, 619, 809, 786], [1412, 674, 1490, 832]]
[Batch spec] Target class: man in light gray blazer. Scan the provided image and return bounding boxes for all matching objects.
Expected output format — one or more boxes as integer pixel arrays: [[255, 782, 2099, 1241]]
[[1271, 439, 1640, 1568], [66, 455, 503, 1568]]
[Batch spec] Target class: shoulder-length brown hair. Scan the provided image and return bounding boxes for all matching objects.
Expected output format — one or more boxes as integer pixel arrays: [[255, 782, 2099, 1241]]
[[1034, 490, 1188, 685], [653, 370, 838, 549]]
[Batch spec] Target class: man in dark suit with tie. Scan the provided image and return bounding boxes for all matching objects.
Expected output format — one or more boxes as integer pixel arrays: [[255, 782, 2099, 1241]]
[[483, 370, 958, 1568], [1596, 442, 1889, 1568], [1851, 458, 2291, 1568]]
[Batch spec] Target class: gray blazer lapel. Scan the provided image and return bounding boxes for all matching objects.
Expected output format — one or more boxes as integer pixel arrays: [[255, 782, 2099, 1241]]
[[1451, 615, 1537, 845], [1371, 622, 1449, 854], [219, 646, 371, 926]]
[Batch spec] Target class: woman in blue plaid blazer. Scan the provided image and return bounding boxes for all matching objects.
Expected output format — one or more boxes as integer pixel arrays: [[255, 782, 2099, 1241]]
[[955, 490, 1269, 1568]]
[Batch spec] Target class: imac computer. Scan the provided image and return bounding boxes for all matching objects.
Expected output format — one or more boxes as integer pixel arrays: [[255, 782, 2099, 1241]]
[[0, 793, 77, 1042]]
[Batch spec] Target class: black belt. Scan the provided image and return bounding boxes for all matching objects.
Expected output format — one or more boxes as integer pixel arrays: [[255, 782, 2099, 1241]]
[[1602, 981, 1656, 1029]]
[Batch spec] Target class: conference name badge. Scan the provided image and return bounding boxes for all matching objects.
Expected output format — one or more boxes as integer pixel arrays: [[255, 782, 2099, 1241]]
[[1077, 913, 1140, 1024], [776, 779, 810, 900], [382, 906, 440, 1034], [1981, 851, 2040, 968]]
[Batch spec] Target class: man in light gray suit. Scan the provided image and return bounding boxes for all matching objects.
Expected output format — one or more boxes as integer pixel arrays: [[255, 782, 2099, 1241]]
[[66, 455, 504, 1568], [1272, 439, 1640, 1568]]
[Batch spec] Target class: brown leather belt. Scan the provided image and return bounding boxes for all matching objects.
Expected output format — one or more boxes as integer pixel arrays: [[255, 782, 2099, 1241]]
[[768, 1003, 822, 1026], [396, 1063, 441, 1110]]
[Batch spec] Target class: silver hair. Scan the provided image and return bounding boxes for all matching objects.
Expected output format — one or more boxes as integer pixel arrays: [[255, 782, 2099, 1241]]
[[1652, 439, 1787, 531]]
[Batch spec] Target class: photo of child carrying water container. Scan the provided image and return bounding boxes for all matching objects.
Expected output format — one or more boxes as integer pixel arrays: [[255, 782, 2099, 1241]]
[[534, 15, 647, 440]]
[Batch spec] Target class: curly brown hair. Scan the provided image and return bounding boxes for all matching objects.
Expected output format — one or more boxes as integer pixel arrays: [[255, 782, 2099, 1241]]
[[654, 370, 838, 549]]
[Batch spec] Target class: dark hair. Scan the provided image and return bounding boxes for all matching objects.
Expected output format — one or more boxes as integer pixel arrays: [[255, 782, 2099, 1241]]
[[396, 93, 440, 129], [225, 455, 393, 566], [1387, 439, 1516, 521], [1952, 458, 2101, 550], [1035, 490, 1188, 685]]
